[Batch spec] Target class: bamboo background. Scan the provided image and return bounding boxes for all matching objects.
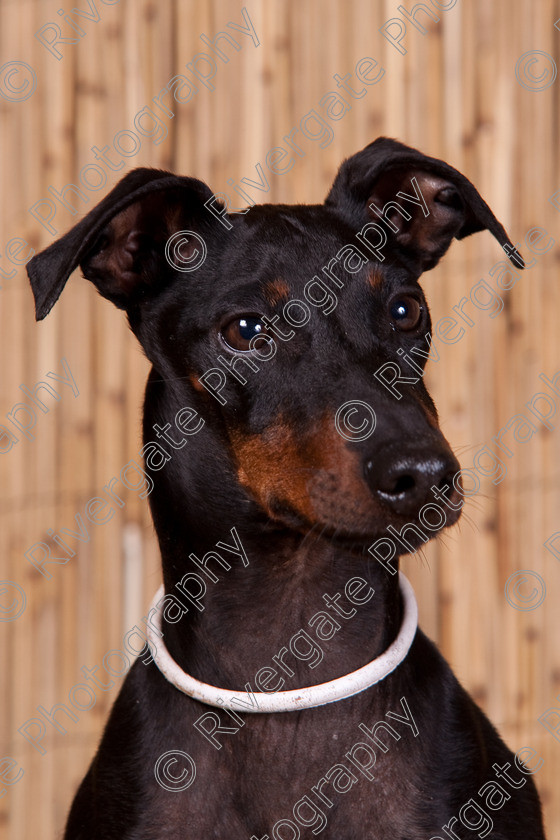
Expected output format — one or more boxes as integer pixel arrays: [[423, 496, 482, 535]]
[[0, 0, 559, 837]]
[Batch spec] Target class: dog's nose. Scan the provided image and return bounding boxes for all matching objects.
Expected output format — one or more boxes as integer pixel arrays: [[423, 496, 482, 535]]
[[364, 446, 461, 518]]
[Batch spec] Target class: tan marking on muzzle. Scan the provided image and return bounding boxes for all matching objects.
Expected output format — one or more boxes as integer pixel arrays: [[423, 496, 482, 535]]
[[229, 416, 376, 530]]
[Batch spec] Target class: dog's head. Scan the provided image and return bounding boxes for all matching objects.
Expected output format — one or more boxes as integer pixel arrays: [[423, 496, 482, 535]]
[[27, 138, 523, 554]]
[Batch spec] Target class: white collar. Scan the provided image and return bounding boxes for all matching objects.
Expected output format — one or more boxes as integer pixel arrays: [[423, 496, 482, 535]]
[[146, 571, 418, 713]]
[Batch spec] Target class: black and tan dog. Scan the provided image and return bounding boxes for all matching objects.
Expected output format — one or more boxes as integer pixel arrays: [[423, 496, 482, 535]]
[[27, 139, 545, 839]]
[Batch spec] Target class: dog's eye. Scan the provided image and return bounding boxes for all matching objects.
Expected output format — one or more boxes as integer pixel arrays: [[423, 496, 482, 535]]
[[388, 295, 423, 331], [221, 316, 270, 352]]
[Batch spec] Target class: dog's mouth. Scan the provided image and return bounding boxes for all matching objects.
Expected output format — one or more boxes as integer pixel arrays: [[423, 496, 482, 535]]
[[268, 489, 463, 558], [326, 511, 461, 556]]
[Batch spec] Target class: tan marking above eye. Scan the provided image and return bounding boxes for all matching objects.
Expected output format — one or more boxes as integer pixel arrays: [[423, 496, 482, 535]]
[[366, 269, 384, 290], [263, 278, 290, 306]]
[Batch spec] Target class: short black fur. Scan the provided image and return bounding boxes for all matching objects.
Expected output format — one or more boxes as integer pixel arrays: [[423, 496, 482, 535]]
[[27, 138, 544, 839]]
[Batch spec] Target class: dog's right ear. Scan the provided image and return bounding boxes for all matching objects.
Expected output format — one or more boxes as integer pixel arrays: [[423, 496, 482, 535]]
[[26, 168, 218, 320]]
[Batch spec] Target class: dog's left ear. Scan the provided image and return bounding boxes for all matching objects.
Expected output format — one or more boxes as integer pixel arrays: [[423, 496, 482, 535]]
[[325, 137, 524, 272]]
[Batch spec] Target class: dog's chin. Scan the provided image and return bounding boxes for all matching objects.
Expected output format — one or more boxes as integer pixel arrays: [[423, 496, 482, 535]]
[[266, 497, 462, 557]]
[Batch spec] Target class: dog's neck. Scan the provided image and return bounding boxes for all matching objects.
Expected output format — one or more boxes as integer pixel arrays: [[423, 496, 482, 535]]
[[143, 387, 403, 693], [158, 527, 403, 694]]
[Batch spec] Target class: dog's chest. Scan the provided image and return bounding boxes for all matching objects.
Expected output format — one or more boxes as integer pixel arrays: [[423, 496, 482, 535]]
[[151, 764, 427, 839], [141, 698, 433, 840]]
